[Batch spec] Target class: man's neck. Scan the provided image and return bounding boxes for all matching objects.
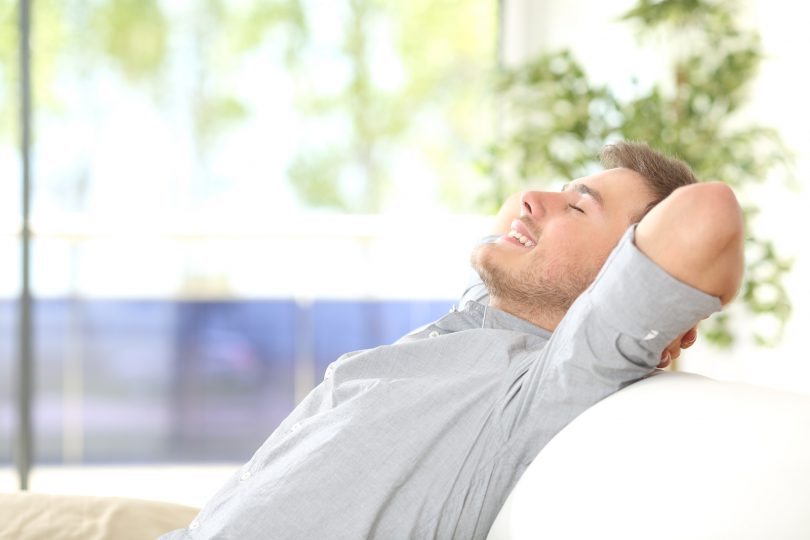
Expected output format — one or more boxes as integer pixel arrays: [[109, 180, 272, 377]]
[[489, 297, 561, 333]]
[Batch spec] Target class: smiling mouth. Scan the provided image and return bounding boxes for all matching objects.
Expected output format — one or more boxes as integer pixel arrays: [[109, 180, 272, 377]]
[[507, 228, 535, 248]]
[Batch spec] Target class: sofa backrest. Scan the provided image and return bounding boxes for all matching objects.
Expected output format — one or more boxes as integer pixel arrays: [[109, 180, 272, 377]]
[[487, 370, 810, 540]]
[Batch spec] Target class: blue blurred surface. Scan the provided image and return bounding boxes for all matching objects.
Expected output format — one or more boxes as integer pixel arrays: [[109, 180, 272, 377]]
[[0, 298, 453, 463]]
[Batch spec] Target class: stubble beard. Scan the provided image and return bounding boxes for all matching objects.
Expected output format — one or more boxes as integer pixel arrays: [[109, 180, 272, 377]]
[[471, 244, 596, 326]]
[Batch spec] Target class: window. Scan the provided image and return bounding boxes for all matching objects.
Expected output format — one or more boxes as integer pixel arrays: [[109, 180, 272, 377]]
[[1, 0, 497, 472]]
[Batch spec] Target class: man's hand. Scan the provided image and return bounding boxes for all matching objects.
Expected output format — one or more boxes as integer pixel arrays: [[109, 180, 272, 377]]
[[658, 325, 698, 368]]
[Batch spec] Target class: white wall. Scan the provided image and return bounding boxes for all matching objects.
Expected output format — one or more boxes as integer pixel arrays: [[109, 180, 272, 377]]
[[503, 0, 810, 394]]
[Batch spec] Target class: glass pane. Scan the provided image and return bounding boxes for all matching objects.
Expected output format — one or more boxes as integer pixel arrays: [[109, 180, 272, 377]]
[[0, 0, 20, 484], [34, 298, 297, 463], [28, 0, 496, 466], [0, 295, 14, 475]]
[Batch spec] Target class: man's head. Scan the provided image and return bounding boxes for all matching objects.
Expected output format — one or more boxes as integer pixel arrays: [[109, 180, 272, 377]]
[[471, 141, 698, 330]]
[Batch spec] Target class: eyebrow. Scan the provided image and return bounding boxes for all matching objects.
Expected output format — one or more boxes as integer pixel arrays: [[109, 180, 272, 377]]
[[562, 182, 604, 209]]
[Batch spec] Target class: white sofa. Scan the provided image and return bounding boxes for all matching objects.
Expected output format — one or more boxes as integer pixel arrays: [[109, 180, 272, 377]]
[[487, 370, 810, 540]]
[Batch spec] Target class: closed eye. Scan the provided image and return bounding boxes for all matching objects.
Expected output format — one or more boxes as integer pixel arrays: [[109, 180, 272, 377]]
[[568, 204, 585, 214]]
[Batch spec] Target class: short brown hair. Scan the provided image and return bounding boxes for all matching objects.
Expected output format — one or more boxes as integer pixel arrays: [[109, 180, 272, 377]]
[[600, 141, 699, 222]]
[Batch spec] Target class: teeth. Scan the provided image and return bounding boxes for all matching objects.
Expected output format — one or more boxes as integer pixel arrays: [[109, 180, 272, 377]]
[[508, 229, 535, 248]]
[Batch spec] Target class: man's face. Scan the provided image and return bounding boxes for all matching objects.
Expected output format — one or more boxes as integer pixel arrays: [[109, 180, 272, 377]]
[[471, 167, 655, 328]]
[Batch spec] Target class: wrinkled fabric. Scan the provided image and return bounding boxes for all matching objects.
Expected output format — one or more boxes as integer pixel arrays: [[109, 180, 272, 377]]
[[160, 225, 720, 540]]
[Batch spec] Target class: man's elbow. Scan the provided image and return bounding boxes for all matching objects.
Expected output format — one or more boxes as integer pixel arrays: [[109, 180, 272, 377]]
[[637, 182, 745, 305], [677, 182, 745, 304], [689, 182, 744, 247]]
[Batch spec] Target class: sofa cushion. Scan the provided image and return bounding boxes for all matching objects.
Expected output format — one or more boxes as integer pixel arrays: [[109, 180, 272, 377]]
[[0, 491, 199, 540]]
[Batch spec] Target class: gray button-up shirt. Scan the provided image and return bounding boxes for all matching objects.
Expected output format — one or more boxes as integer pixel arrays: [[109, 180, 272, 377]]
[[160, 226, 721, 539]]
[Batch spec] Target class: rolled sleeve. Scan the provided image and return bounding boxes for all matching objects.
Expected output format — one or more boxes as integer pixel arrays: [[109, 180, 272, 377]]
[[586, 224, 722, 356]]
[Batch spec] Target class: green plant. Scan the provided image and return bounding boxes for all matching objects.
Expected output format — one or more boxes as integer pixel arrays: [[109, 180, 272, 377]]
[[485, 0, 794, 347], [287, 0, 496, 213]]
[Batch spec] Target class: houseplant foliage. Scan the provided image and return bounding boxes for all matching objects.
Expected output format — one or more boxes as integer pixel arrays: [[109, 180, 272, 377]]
[[486, 0, 794, 347]]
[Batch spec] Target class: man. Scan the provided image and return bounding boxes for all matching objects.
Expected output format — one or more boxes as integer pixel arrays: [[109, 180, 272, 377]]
[[161, 141, 744, 539]]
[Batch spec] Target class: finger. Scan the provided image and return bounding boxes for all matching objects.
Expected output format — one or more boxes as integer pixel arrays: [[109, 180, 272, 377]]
[[680, 327, 698, 349], [657, 350, 671, 369], [663, 342, 680, 358]]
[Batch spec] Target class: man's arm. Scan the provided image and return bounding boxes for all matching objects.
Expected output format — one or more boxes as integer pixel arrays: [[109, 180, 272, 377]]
[[634, 182, 744, 306]]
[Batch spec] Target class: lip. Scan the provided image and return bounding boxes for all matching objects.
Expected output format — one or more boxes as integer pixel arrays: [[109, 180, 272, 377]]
[[511, 218, 537, 244], [499, 218, 538, 249]]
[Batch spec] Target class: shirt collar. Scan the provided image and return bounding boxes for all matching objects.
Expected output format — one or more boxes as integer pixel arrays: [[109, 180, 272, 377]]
[[462, 300, 552, 340]]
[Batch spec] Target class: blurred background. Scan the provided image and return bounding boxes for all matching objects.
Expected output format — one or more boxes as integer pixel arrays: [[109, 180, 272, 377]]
[[0, 0, 807, 506]]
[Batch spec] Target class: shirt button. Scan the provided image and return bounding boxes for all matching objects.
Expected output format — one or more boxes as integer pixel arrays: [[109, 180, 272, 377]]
[[291, 422, 302, 433], [324, 366, 334, 380], [428, 331, 440, 338], [189, 520, 200, 530], [240, 470, 251, 481]]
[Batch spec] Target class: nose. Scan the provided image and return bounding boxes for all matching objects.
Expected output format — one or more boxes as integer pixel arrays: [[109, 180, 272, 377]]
[[520, 191, 540, 218], [520, 190, 562, 219]]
